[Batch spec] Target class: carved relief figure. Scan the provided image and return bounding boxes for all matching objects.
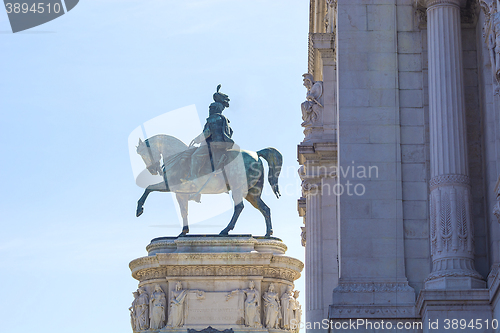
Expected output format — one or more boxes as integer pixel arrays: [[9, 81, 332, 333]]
[[226, 281, 262, 327], [136, 287, 150, 330], [292, 290, 302, 333], [149, 284, 166, 329], [167, 281, 188, 328], [301, 73, 323, 127], [482, 0, 500, 94], [262, 283, 281, 329], [129, 291, 139, 332], [324, 0, 337, 33], [280, 285, 295, 330], [493, 0, 500, 82]]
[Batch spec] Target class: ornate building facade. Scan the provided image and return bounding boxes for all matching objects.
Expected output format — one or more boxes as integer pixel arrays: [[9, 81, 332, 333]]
[[298, 0, 500, 331]]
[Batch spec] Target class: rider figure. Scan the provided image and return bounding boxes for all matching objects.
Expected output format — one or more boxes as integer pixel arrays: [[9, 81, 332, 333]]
[[187, 85, 234, 181]]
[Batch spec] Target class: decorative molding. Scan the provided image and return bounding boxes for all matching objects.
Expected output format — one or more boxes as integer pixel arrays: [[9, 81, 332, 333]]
[[425, 0, 467, 8], [307, 33, 314, 76], [329, 305, 417, 319], [416, 0, 479, 29], [425, 268, 484, 281], [429, 174, 470, 189], [332, 283, 414, 293], [132, 264, 302, 283], [188, 327, 234, 333]]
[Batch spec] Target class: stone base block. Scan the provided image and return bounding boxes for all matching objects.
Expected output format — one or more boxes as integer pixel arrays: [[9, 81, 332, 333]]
[[128, 235, 304, 333], [416, 289, 494, 333], [424, 276, 487, 290]]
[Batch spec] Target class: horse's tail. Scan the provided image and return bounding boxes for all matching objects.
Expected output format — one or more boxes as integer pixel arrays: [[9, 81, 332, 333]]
[[257, 148, 282, 198]]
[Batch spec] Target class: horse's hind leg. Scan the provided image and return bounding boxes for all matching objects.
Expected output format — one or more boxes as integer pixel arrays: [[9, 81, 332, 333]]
[[245, 193, 272, 237], [220, 190, 244, 235], [176, 194, 190, 236]]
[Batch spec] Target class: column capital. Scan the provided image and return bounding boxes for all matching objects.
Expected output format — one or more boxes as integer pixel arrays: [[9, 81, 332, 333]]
[[418, 0, 466, 8]]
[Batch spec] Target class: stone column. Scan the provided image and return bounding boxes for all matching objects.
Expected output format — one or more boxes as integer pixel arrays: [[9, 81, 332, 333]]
[[302, 179, 324, 324], [425, 0, 485, 289]]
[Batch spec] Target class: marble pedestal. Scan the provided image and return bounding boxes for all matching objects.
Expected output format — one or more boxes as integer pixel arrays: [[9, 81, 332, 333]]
[[129, 235, 304, 333]]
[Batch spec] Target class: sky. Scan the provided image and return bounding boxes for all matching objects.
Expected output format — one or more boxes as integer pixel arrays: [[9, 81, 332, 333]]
[[0, 1, 309, 332]]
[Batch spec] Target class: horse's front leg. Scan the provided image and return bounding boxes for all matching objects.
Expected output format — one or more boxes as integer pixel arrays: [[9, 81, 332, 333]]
[[176, 194, 189, 236], [136, 182, 168, 217], [136, 189, 152, 217]]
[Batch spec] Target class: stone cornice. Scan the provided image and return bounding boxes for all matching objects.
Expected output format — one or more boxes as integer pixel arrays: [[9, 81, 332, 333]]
[[310, 33, 335, 52], [297, 142, 337, 165], [130, 252, 304, 283]]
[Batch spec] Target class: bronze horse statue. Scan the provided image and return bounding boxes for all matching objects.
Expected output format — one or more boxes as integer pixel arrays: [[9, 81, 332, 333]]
[[135, 134, 282, 237]]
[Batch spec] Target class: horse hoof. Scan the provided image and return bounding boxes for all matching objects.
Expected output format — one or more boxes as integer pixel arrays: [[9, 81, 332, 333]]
[[178, 227, 189, 237], [265, 230, 273, 238], [136, 208, 143, 217], [219, 228, 230, 236]]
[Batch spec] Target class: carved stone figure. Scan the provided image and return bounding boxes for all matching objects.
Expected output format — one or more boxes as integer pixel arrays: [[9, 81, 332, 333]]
[[149, 284, 166, 329], [262, 283, 281, 329], [129, 291, 139, 332], [292, 290, 302, 333], [481, 0, 500, 94], [167, 282, 188, 328], [280, 285, 295, 330], [300, 226, 306, 247], [493, 1, 500, 82], [301, 73, 323, 127], [227, 281, 262, 328], [136, 287, 149, 330], [324, 0, 337, 33]]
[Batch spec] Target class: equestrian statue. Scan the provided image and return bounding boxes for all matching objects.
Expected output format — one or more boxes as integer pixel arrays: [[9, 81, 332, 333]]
[[135, 85, 282, 237]]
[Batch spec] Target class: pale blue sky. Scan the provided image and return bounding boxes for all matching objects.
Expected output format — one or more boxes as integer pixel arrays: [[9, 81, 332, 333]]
[[0, 1, 309, 332]]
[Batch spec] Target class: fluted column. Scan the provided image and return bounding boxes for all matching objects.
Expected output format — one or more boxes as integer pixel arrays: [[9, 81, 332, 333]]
[[425, 0, 485, 289], [302, 179, 324, 324]]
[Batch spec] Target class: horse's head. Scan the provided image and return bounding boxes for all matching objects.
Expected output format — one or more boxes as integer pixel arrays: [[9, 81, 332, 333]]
[[136, 138, 162, 176]]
